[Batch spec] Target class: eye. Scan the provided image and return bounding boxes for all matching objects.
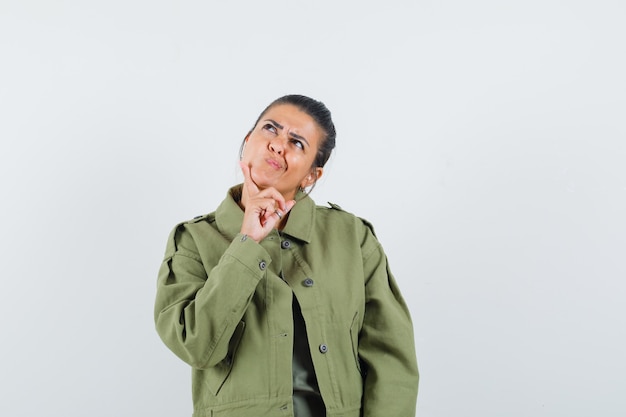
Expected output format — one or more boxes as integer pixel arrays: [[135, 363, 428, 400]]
[[263, 123, 277, 134], [291, 139, 304, 150]]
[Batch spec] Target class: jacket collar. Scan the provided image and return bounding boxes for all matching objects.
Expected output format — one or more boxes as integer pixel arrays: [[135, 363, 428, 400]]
[[215, 184, 315, 244]]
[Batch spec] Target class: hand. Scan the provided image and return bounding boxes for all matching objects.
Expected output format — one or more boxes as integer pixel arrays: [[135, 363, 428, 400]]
[[239, 161, 296, 242]]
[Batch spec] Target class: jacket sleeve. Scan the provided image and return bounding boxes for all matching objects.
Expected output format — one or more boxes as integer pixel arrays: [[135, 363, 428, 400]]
[[154, 223, 270, 369], [359, 226, 419, 417]]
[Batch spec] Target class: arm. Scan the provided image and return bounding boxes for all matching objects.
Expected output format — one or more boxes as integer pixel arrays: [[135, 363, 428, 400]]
[[154, 224, 270, 369], [359, 231, 419, 416]]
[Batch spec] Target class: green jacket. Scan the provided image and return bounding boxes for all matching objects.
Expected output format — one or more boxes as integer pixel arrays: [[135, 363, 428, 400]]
[[154, 186, 418, 417]]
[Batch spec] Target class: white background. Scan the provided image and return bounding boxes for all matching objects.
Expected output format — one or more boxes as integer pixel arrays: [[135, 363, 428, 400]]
[[1, 1, 625, 416]]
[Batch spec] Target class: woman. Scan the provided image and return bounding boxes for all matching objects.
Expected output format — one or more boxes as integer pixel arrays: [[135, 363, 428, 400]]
[[154, 95, 419, 417]]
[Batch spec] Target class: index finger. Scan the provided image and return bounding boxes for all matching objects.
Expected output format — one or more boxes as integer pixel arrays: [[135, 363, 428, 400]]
[[239, 161, 259, 195]]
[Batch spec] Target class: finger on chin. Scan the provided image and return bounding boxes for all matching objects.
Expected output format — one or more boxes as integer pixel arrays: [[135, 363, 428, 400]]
[[239, 161, 259, 194]]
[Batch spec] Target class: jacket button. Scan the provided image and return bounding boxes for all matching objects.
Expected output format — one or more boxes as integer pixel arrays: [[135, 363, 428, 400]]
[[319, 344, 328, 354], [303, 278, 314, 287], [259, 261, 267, 270], [281, 240, 291, 249]]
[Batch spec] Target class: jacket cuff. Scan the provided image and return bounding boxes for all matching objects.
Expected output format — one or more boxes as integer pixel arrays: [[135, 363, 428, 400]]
[[222, 233, 272, 279]]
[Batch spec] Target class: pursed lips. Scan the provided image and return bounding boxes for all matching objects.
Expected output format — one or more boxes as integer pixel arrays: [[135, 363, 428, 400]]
[[265, 158, 284, 170]]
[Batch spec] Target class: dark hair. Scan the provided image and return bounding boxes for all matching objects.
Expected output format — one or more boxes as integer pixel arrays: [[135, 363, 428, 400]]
[[241, 94, 337, 171]]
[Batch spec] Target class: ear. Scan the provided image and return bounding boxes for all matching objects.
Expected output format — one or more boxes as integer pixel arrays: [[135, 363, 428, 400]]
[[301, 167, 323, 189]]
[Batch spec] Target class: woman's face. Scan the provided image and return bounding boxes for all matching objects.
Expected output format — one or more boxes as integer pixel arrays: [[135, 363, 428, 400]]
[[242, 103, 324, 199]]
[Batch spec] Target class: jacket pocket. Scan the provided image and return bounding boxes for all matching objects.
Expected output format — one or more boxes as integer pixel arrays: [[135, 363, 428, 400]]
[[206, 320, 246, 396], [349, 312, 362, 375]]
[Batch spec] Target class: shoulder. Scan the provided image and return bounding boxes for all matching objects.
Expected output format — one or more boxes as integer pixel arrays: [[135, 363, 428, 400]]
[[187, 212, 216, 225], [320, 203, 390, 266], [168, 212, 216, 237], [163, 212, 217, 255], [173, 212, 216, 229], [317, 201, 378, 237]]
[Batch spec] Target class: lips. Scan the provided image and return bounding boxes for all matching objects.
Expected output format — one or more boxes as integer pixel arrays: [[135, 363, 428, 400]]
[[265, 158, 283, 170]]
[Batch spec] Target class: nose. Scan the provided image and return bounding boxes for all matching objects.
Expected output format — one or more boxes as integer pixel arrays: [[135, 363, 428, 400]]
[[269, 136, 285, 155]]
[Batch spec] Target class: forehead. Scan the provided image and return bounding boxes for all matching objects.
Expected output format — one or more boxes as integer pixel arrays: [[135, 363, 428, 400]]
[[260, 104, 322, 138]]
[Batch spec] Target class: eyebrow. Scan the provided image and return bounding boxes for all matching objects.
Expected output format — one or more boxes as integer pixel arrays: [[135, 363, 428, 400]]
[[265, 119, 310, 147]]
